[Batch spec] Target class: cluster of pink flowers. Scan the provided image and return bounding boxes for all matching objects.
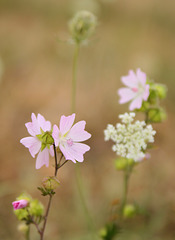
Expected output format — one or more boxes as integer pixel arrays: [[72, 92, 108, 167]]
[[20, 113, 91, 169]]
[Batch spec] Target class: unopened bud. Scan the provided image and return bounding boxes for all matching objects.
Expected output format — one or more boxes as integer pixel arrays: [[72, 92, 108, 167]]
[[148, 89, 157, 105], [12, 199, 28, 210], [155, 83, 167, 99], [115, 157, 134, 171], [69, 10, 97, 44], [42, 176, 60, 191], [148, 108, 166, 123], [123, 204, 136, 218], [37, 131, 54, 151], [29, 200, 44, 217]]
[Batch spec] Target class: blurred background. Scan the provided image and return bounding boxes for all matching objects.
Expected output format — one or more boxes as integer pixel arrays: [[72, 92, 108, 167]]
[[0, 0, 175, 239]]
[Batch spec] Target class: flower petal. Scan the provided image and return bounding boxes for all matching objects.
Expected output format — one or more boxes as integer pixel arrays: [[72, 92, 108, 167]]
[[118, 88, 136, 104], [143, 84, 150, 100], [67, 121, 91, 142], [49, 145, 54, 157], [35, 148, 50, 169], [121, 70, 138, 88], [136, 68, 146, 86], [129, 96, 143, 111], [52, 124, 60, 147], [60, 142, 90, 163], [59, 144, 76, 163], [25, 113, 40, 136], [37, 114, 51, 132], [60, 114, 75, 135], [20, 137, 41, 158]]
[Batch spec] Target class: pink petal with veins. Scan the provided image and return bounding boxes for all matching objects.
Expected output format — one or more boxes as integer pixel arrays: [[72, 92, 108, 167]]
[[25, 113, 40, 136], [37, 114, 51, 132], [143, 84, 150, 100], [129, 96, 143, 111], [60, 142, 90, 163], [52, 124, 60, 147], [35, 148, 50, 169], [136, 68, 146, 86], [20, 137, 41, 158], [67, 121, 91, 142], [60, 114, 75, 135], [118, 88, 136, 104]]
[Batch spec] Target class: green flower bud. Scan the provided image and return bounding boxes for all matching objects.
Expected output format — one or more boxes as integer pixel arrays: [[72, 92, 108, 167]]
[[69, 10, 97, 44], [139, 101, 150, 112], [18, 223, 29, 234], [148, 89, 157, 105], [14, 208, 29, 221], [148, 108, 166, 123], [99, 227, 107, 238], [99, 223, 121, 240], [42, 176, 60, 191], [37, 131, 54, 151], [115, 158, 135, 171], [29, 199, 44, 217], [17, 193, 32, 203], [123, 204, 136, 218], [154, 83, 167, 99]]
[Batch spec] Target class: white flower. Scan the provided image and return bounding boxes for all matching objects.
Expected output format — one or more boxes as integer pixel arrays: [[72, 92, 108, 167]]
[[104, 112, 156, 162]]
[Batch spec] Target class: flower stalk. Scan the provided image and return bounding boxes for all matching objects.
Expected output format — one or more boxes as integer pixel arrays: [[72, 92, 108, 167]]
[[72, 43, 80, 113], [39, 143, 64, 240], [71, 41, 95, 235], [25, 226, 30, 240], [120, 165, 132, 216]]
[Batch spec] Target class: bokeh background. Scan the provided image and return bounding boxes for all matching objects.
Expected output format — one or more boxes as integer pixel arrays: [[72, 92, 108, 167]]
[[0, 0, 175, 239]]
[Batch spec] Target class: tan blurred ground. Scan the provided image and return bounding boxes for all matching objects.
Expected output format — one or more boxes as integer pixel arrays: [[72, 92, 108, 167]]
[[0, 0, 175, 239]]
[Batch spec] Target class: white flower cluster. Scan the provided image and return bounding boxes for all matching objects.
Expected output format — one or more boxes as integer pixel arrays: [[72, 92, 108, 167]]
[[104, 112, 156, 161]]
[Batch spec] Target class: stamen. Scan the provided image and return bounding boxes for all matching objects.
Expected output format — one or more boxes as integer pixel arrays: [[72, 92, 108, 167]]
[[132, 87, 138, 92], [67, 138, 73, 147]]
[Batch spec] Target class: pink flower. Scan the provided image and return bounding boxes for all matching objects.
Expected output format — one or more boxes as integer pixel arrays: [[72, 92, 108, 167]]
[[52, 113, 91, 163], [118, 68, 150, 111], [20, 113, 54, 169], [12, 199, 28, 210]]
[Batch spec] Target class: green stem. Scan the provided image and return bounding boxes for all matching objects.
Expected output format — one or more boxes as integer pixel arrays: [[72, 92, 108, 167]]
[[75, 164, 96, 236], [25, 226, 30, 240], [40, 195, 53, 240], [71, 43, 96, 237], [71, 43, 80, 113], [39, 148, 65, 240], [121, 166, 131, 216]]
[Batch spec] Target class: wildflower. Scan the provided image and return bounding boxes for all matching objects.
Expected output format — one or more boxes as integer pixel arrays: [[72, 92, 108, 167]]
[[104, 112, 156, 162], [118, 69, 150, 111], [12, 199, 28, 210], [52, 113, 91, 163], [20, 113, 54, 169]]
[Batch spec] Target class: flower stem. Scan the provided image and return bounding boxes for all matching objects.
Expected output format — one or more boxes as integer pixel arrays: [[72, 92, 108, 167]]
[[53, 144, 58, 177], [25, 225, 30, 240], [39, 146, 65, 240], [75, 164, 96, 236], [71, 43, 95, 235], [71, 43, 80, 113], [40, 195, 53, 240], [120, 165, 132, 216]]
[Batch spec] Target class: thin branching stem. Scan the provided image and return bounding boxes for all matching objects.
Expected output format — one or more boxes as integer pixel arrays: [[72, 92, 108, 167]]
[[38, 144, 67, 240], [40, 195, 53, 240], [71, 43, 80, 113]]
